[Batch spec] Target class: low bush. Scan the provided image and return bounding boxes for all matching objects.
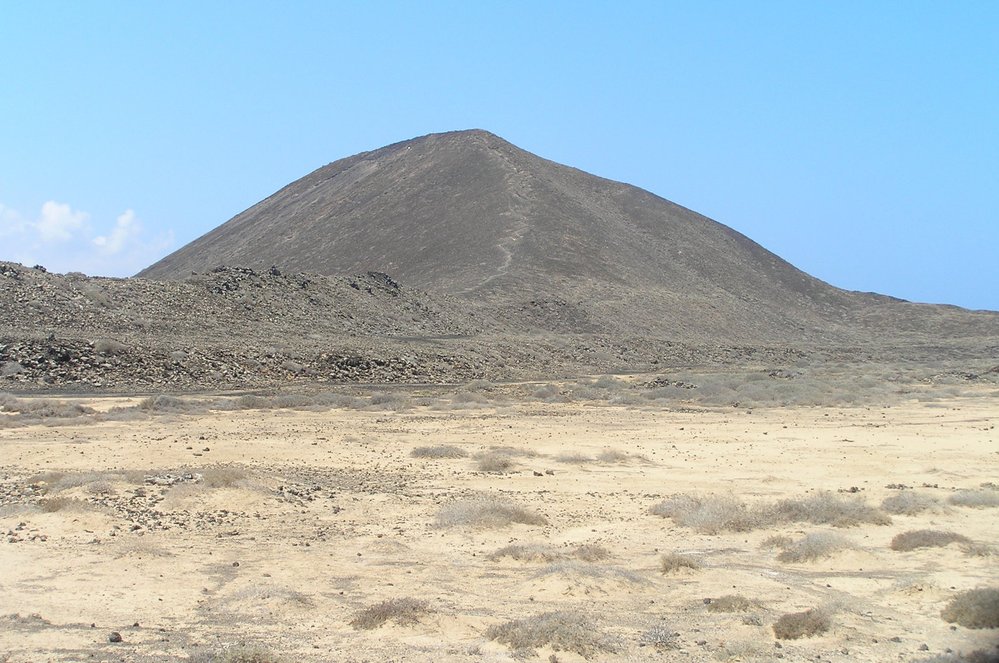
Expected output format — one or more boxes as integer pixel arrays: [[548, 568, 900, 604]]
[[772, 608, 831, 639], [349, 597, 432, 630], [476, 452, 516, 473], [638, 621, 679, 650], [485, 611, 617, 658], [776, 532, 854, 562], [881, 491, 939, 515], [650, 494, 769, 534], [435, 497, 547, 528], [891, 529, 971, 552], [411, 445, 467, 459], [940, 588, 999, 628], [948, 490, 999, 509], [707, 595, 755, 612], [774, 492, 891, 527], [660, 552, 702, 573]]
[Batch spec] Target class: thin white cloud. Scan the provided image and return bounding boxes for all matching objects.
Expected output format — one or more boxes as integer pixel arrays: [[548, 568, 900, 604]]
[[36, 201, 90, 242], [0, 200, 174, 276], [93, 209, 140, 255]]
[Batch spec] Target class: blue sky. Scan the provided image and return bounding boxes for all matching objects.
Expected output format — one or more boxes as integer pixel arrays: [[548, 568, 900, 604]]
[[1, 2, 996, 310]]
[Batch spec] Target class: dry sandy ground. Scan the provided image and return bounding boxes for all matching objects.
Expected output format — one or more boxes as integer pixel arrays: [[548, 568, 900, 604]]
[[1, 393, 997, 662]]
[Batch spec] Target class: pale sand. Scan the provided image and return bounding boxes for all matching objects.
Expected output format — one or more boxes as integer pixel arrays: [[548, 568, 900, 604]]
[[1, 395, 996, 661]]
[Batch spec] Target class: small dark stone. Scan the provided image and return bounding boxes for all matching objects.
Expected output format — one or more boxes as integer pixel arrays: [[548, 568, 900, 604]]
[[232, 561, 239, 567], [108, 631, 122, 643], [919, 644, 929, 651]]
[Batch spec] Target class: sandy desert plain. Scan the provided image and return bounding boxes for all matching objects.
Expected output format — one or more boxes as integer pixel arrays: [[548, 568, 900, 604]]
[[1, 377, 997, 663]]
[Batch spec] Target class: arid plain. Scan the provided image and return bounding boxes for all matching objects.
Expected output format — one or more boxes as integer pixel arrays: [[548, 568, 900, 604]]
[[1, 380, 996, 663]]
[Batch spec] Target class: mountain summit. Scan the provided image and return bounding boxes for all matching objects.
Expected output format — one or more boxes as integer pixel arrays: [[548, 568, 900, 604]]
[[138, 130, 995, 343]]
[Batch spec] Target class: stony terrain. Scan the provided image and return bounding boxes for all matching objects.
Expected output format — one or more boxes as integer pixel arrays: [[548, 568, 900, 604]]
[[0, 388, 997, 662]]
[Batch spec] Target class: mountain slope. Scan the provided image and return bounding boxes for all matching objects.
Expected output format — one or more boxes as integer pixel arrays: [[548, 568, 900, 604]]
[[138, 130, 997, 344]]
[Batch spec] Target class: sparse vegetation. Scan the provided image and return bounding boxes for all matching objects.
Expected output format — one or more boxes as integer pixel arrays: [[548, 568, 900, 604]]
[[489, 543, 610, 563], [660, 552, 702, 573], [650, 493, 773, 533], [38, 496, 87, 512], [411, 445, 468, 458], [214, 646, 282, 663], [760, 534, 793, 550], [707, 595, 755, 612], [881, 490, 940, 515], [772, 608, 831, 639], [555, 452, 593, 464], [349, 597, 432, 630], [940, 588, 999, 629], [948, 489, 999, 509], [776, 532, 854, 562], [535, 561, 645, 584], [638, 621, 679, 650], [476, 452, 516, 473], [435, 497, 547, 528], [485, 611, 617, 658], [773, 491, 891, 527], [891, 529, 971, 552]]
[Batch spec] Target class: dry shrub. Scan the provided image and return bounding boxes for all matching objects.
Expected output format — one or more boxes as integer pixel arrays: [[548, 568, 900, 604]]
[[776, 532, 854, 563], [948, 489, 999, 509], [707, 595, 755, 612], [650, 494, 768, 534], [556, 452, 594, 464], [573, 543, 611, 562], [201, 464, 249, 488], [84, 480, 115, 496], [597, 449, 630, 463], [485, 611, 617, 658], [638, 622, 679, 650], [660, 552, 701, 573], [772, 608, 831, 639], [490, 543, 610, 563], [891, 529, 971, 552], [881, 491, 939, 515], [215, 646, 282, 663], [435, 497, 547, 528], [962, 543, 998, 558], [476, 452, 516, 473], [774, 492, 891, 527], [760, 535, 793, 550], [411, 445, 467, 459], [940, 588, 999, 629], [38, 496, 87, 513], [349, 597, 432, 630], [534, 561, 644, 584], [0, 394, 95, 421]]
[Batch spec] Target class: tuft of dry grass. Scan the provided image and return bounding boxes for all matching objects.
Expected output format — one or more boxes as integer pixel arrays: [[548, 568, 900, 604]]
[[349, 598, 432, 630], [773, 492, 891, 527], [200, 464, 250, 488], [649, 494, 768, 534], [772, 608, 831, 639], [940, 588, 999, 629], [476, 452, 517, 473], [597, 449, 631, 463], [638, 622, 679, 650], [534, 561, 645, 584], [411, 445, 468, 459], [881, 491, 940, 515], [490, 543, 610, 563], [760, 534, 794, 550], [891, 529, 971, 552], [38, 496, 88, 513], [555, 452, 594, 464], [776, 532, 854, 563], [215, 647, 282, 663], [707, 595, 755, 612], [485, 611, 617, 658], [948, 489, 999, 509], [435, 497, 547, 529], [660, 552, 702, 573]]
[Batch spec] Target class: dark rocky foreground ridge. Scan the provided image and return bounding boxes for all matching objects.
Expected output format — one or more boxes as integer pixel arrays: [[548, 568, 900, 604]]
[[3, 130, 999, 390]]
